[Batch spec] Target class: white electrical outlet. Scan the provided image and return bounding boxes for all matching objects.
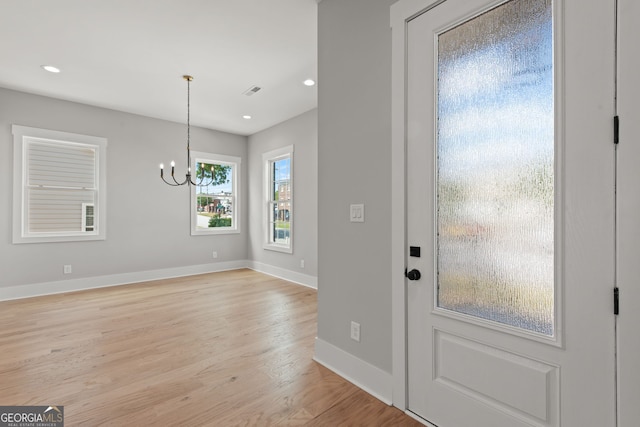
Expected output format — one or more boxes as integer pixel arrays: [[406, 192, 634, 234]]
[[350, 321, 361, 342], [212, 251, 218, 259], [63, 265, 72, 274], [300, 259, 305, 268]]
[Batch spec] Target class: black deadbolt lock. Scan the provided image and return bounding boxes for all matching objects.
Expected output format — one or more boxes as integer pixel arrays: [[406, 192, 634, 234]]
[[405, 268, 421, 281]]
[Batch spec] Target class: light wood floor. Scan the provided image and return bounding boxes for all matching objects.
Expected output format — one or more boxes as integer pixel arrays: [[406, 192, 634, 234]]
[[0, 269, 422, 426]]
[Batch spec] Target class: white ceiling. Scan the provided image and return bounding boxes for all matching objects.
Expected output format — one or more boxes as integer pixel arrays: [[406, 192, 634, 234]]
[[0, 0, 318, 136]]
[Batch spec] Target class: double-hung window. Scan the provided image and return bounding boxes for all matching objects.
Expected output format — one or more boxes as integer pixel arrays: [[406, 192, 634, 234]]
[[190, 152, 241, 235], [12, 125, 107, 244], [263, 145, 293, 253]]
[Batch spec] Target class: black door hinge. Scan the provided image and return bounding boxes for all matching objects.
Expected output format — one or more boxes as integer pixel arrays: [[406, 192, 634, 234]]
[[614, 287, 620, 315], [614, 116, 620, 145]]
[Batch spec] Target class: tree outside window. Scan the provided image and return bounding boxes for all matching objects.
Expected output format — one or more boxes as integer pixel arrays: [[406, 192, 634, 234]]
[[190, 152, 241, 236]]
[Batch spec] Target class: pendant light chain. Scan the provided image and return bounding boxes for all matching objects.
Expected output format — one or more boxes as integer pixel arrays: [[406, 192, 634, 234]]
[[186, 75, 191, 172], [159, 75, 215, 187], [186, 75, 191, 157]]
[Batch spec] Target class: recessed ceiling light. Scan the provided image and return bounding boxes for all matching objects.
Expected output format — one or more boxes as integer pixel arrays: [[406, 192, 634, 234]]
[[41, 65, 61, 73], [242, 115, 252, 120], [303, 79, 316, 86]]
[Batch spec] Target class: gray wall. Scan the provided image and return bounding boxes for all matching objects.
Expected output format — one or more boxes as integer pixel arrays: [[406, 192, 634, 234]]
[[317, 0, 395, 372], [247, 109, 318, 278], [0, 87, 248, 288]]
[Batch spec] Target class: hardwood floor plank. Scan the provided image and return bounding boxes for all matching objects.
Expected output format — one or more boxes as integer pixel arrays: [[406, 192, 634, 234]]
[[0, 269, 421, 426]]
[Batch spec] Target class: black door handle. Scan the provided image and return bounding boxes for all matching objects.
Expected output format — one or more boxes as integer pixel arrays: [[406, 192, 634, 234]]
[[405, 268, 421, 281]]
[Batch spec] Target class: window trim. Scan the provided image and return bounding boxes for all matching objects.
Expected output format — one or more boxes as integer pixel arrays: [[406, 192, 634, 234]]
[[190, 151, 241, 236], [263, 145, 294, 253], [12, 125, 107, 244]]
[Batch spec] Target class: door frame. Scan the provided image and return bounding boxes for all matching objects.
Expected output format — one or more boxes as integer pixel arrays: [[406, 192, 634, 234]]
[[390, 0, 436, 412], [616, 0, 640, 424], [391, 1, 456, 415]]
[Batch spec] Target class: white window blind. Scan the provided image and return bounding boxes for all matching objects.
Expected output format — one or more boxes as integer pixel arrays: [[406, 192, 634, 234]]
[[26, 140, 97, 233], [13, 125, 107, 243]]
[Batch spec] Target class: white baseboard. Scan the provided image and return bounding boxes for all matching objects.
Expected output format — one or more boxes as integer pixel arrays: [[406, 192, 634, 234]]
[[248, 261, 317, 289], [0, 260, 249, 301], [313, 337, 393, 405], [0, 260, 318, 301]]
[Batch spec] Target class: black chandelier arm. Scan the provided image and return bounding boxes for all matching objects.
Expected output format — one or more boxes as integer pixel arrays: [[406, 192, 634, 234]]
[[161, 177, 183, 186], [160, 166, 189, 186], [196, 172, 214, 187], [160, 166, 218, 187], [187, 173, 198, 186], [160, 173, 185, 186], [173, 170, 187, 186]]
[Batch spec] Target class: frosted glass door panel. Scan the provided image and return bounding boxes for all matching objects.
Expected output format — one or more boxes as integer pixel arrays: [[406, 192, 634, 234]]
[[436, 0, 554, 335]]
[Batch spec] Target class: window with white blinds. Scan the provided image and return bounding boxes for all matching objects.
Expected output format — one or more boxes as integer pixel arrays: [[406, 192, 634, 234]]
[[12, 125, 107, 243]]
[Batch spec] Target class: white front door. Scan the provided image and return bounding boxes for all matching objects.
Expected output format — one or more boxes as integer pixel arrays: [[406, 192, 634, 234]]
[[616, 0, 640, 425], [403, 0, 616, 426]]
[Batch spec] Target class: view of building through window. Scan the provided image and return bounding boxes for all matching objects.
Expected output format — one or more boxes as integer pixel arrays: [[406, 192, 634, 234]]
[[195, 162, 234, 229], [263, 145, 293, 252], [270, 157, 291, 245]]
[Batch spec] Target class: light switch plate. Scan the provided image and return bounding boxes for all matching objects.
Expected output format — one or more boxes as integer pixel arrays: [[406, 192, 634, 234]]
[[350, 204, 365, 222]]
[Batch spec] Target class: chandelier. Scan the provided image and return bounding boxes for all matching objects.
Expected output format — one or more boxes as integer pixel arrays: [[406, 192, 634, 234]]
[[159, 75, 215, 187]]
